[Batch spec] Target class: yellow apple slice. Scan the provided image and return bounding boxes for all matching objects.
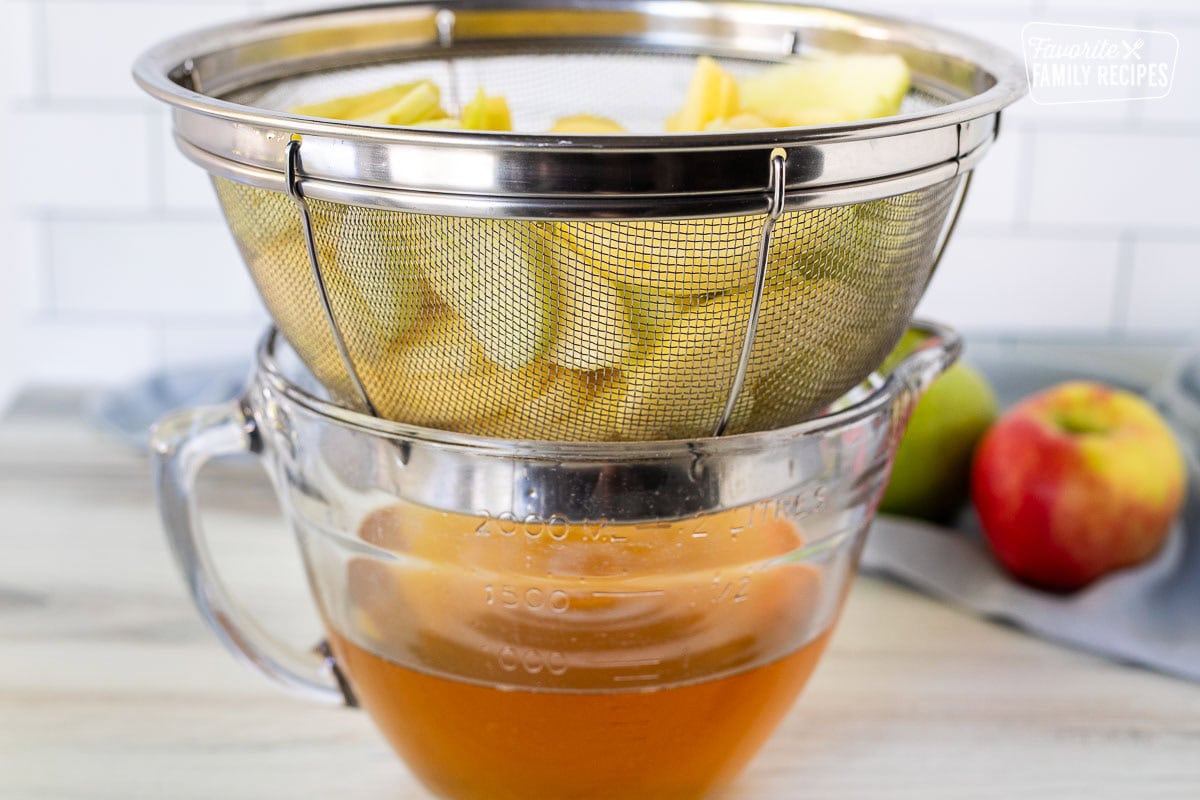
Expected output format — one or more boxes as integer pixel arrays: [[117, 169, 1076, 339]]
[[736, 276, 901, 433], [214, 181, 431, 405], [291, 80, 446, 124], [357, 80, 446, 125], [357, 307, 555, 428], [461, 88, 513, 131], [290, 81, 427, 120], [557, 218, 761, 296], [480, 366, 612, 440], [740, 54, 911, 126], [321, 206, 426, 345], [416, 117, 462, 129], [415, 218, 556, 370], [558, 203, 854, 298], [703, 112, 774, 131], [613, 290, 753, 439], [606, 274, 887, 438], [623, 286, 697, 343], [549, 114, 626, 134], [666, 56, 740, 132], [544, 239, 637, 371]]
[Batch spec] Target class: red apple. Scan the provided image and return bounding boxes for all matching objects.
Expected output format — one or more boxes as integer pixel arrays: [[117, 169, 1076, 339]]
[[972, 381, 1186, 592]]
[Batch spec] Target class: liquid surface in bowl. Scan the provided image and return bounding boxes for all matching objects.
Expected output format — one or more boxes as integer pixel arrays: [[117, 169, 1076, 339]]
[[320, 502, 841, 799]]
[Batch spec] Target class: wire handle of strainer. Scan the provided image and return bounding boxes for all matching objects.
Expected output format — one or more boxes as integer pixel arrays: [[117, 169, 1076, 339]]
[[284, 138, 378, 416], [713, 148, 788, 436]]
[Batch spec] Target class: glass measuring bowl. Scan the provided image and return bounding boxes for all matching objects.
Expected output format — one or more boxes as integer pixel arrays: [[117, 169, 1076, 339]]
[[152, 321, 959, 800]]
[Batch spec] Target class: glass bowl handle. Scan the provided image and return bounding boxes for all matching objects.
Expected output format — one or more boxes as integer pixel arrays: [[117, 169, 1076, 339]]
[[898, 326, 961, 394], [889, 319, 964, 424], [151, 398, 351, 706]]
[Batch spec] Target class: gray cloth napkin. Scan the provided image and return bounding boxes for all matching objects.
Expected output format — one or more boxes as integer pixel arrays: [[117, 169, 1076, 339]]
[[90, 362, 248, 451], [862, 504, 1199, 682], [862, 350, 1200, 682]]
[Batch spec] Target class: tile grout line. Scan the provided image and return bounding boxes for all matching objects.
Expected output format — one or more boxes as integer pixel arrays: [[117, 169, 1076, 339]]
[[15, 207, 223, 224], [1111, 230, 1137, 339], [154, 320, 169, 373], [31, 0, 50, 98], [1127, 10, 1155, 134], [145, 110, 167, 209], [39, 309, 268, 326], [955, 222, 1200, 241], [13, 98, 160, 114], [965, 329, 1189, 346], [36, 212, 56, 316], [1013, 129, 1036, 231]]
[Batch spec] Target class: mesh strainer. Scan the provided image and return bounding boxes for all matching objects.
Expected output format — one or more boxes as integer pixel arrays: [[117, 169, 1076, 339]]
[[134, 0, 1025, 441]]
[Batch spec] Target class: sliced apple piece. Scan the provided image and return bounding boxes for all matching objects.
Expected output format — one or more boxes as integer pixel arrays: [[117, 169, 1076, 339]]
[[480, 367, 614, 440], [290, 81, 427, 121], [357, 307, 555, 428], [549, 114, 626, 134], [613, 290, 753, 439], [666, 56, 740, 132], [214, 181, 430, 405], [623, 286, 697, 343], [322, 206, 426, 345], [416, 117, 462, 129], [735, 276, 903, 433], [415, 218, 555, 370], [767, 203, 862, 282], [291, 80, 446, 124], [461, 88, 513, 131], [703, 112, 773, 131], [557, 218, 761, 296], [357, 80, 446, 125], [740, 54, 911, 126], [558, 204, 852, 298], [605, 274, 891, 438], [544, 239, 637, 371]]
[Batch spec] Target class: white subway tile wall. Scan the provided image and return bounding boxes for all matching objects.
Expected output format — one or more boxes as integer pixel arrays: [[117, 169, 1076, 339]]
[[917, 234, 1122, 332], [2, 0, 1198, 400], [12, 110, 152, 209], [44, 1, 254, 102], [1127, 241, 1200, 334]]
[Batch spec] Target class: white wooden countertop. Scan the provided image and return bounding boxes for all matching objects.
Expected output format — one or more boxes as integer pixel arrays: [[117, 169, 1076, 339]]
[[2, 389, 1199, 799]]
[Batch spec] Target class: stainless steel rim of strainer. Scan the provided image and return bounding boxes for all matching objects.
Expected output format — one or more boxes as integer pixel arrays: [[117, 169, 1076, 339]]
[[133, 0, 1028, 218]]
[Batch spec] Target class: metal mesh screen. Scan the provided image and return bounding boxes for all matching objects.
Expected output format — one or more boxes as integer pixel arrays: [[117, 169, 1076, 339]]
[[214, 177, 960, 440]]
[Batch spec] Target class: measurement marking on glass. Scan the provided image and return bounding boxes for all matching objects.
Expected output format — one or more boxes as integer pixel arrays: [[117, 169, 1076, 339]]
[[590, 590, 665, 599], [612, 673, 661, 682], [596, 657, 662, 667]]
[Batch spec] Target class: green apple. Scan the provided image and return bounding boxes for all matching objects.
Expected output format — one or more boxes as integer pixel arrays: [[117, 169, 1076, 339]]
[[880, 351, 998, 524]]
